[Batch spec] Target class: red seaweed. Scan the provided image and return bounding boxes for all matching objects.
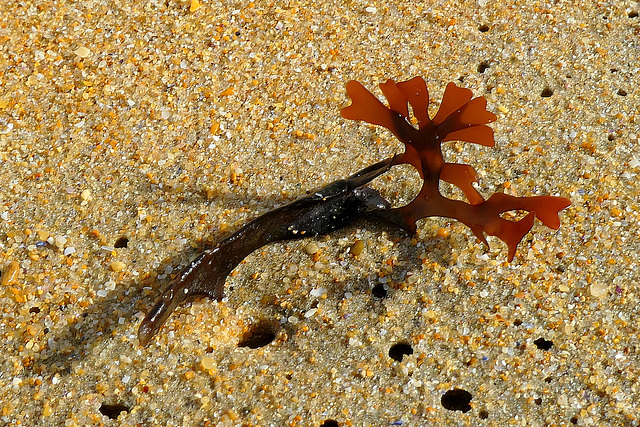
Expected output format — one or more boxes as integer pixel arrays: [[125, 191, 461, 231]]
[[342, 77, 571, 261]]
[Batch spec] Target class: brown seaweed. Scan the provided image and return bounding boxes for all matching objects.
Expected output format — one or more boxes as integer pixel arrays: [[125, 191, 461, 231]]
[[138, 158, 394, 345], [138, 77, 571, 346]]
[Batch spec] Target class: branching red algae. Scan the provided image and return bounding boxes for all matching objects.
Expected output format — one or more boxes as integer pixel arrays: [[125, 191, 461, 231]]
[[341, 77, 571, 262], [138, 77, 570, 346]]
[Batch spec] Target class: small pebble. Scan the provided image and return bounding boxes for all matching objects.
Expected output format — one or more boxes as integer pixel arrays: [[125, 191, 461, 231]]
[[557, 394, 568, 406], [54, 235, 67, 248], [590, 283, 608, 298], [220, 86, 234, 96], [1, 261, 20, 286], [42, 401, 52, 417], [437, 228, 450, 238], [310, 287, 325, 297], [304, 242, 319, 255], [74, 46, 91, 58], [351, 239, 364, 256], [110, 261, 126, 272], [201, 356, 216, 371]]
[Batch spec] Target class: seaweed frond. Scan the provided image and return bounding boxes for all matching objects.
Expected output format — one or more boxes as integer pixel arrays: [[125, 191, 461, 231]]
[[341, 77, 570, 261]]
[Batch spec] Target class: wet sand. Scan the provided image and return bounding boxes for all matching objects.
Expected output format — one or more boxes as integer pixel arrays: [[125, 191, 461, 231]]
[[1, 1, 639, 425]]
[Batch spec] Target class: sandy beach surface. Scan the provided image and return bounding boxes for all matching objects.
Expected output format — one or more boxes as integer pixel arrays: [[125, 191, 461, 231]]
[[1, 0, 639, 425]]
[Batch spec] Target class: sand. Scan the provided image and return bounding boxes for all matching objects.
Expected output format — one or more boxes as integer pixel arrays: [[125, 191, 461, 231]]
[[1, 0, 639, 425]]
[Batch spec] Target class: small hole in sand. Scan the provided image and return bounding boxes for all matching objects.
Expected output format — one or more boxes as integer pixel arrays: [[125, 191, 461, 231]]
[[99, 403, 130, 419], [388, 343, 413, 362], [114, 237, 129, 248], [441, 388, 472, 412], [534, 337, 553, 350], [372, 283, 388, 298], [238, 321, 276, 348]]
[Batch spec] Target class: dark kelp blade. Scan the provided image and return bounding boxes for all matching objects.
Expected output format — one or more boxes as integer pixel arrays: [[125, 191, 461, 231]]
[[138, 159, 394, 346]]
